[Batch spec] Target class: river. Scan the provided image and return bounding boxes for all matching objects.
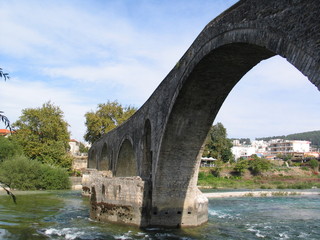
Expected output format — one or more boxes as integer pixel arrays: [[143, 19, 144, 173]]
[[0, 190, 319, 239]]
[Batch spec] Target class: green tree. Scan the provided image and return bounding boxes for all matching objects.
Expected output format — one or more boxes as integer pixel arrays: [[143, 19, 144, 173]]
[[248, 155, 272, 175], [309, 158, 319, 171], [79, 142, 89, 153], [203, 122, 233, 163], [0, 137, 23, 162], [84, 100, 137, 144], [0, 68, 11, 130], [234, 159, 249, 176], [11, 102, 72, 168]]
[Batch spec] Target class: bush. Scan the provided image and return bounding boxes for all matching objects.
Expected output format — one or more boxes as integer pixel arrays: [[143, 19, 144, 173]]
[[0, 137, 23, 162], [0, 156, 70, 190], [210, 161, 223, 177], [248, 158, 272, 175], [234, 159, 249, 176], [309, 158, 319, 171]]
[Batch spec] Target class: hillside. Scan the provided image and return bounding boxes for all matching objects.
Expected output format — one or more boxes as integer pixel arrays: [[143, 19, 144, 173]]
[[256, 130, 320, 148]]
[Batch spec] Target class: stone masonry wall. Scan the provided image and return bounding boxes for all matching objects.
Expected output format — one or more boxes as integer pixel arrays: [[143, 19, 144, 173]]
[[84, 170, 149, 226]]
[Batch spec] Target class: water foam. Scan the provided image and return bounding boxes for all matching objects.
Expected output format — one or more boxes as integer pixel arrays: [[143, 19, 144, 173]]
[[208, 209, 240, 220], [44, 227, 85, 240]]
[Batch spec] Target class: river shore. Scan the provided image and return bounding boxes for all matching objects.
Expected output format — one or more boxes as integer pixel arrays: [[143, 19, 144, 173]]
[[203, 189, 320, 198]]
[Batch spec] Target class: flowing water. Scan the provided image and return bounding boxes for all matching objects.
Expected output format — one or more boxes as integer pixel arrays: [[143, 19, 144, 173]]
[[0, 190, 319, 239]]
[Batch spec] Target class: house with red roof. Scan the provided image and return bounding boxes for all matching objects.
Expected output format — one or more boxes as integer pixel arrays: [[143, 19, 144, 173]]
[[0, 129, 11, 137]]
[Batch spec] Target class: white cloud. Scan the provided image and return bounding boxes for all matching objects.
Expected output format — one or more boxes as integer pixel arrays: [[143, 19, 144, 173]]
[[0, 79, 93, 141], [1, 0, 319, 142]]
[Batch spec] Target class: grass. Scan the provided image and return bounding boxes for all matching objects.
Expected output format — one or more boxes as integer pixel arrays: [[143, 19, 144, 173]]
[[197, 171, 320, 190]]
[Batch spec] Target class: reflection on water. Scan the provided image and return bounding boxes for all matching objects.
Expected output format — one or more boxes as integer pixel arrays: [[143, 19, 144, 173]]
[[0, 190, 319, 239]]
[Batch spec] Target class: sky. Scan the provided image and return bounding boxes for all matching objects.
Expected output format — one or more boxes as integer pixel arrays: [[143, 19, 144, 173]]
[[0, 0, 319, 142]]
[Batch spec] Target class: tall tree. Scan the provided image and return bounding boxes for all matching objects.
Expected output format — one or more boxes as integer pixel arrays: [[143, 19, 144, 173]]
[[203, 122, 233, 163], [0, 68, 11, 130], [84, 100, 137, 144], [12, 102, 72, 168]]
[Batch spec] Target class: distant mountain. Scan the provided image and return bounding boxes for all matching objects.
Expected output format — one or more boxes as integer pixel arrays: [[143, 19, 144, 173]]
[[256, 130, 320, 149]]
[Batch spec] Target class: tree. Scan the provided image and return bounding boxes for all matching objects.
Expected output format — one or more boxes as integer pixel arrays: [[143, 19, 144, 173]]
[[0, 137, 23, 162], [79, 142, 89, 153], [248, 155, 272, 175], [234, 159, 249, 176], [309, 158, 319, 171], [84, 100, 137, 144], [11, 102, 72, 168], [0, 68, 11, 130], [0, 68, 10, 81], [202, 122, 233, 163]]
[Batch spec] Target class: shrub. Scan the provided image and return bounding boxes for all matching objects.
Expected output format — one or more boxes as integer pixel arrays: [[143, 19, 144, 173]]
[[0, 156, 70, 190], [309, 158, 319, 171], [233, 159, 249, 176], [210, 160, 223, 177], [249, 158, 272, 175], [0, 137, 23, 162]]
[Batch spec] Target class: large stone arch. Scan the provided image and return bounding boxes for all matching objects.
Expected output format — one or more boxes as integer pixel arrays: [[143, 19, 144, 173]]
[[115, 138, 137, 177], [153, 1, 320, 226], [87, 0, 320, 228]]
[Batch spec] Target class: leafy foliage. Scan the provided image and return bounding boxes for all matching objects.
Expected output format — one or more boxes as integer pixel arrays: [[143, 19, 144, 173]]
[[11, 102, 72, 168], [203, 122, 233, 163], [0, 137, 23, 162], [233, 155, 272, 176], [248, 156, 272, 175], [234, 159, 249, 176], [0, 68, 10, 81], [84, 100, 137, 144], [0, 156, 70, 190], [79, 142, 89, 153], [0, 68, 11, 130], [0, 111, 11, 130], [308, 158, 319, 171]]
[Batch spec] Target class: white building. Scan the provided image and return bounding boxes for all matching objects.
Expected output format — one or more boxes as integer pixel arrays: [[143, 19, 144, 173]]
[[251, 140, 269, 154], [269, 139, 310, 154], [69, 139, 80, 156], [231, 139, 311, 160], [231, 145, 256, 160]]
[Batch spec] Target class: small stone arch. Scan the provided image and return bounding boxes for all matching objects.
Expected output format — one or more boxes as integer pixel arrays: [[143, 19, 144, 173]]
[[115, 138, 137, 177], [99, 143, 110, 170], [87, 148, 97, 169]]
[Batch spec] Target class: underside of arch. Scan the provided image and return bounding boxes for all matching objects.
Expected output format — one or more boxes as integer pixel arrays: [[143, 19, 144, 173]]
[[99, 143, 109, 170], [155, 43, 275, 205], [115, 139, 137, 177], [87, 148, 97, 169]]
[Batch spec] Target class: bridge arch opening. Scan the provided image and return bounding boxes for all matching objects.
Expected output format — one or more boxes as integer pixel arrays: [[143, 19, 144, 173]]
[[88, 148, 97, 169], [154, 41, 319, 226], [214, 55, 320, 140], [115, 138, 137, 177], [99, 143, 110, 170]]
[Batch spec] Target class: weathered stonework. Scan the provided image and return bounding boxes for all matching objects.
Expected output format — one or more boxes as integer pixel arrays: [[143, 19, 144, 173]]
[[86, 0, 320, 227], [89, 173, 147, 226]]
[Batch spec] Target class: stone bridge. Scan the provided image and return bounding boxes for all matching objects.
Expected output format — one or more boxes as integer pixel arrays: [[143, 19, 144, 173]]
[[85, 0, 320, 227]]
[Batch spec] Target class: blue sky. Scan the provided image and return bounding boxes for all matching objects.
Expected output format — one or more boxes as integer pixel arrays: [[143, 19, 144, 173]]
[[0, 0, 319, 142]]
